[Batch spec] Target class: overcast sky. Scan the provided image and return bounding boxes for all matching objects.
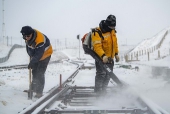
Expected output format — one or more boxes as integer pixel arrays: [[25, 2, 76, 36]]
[[0, 0, 170, 45]]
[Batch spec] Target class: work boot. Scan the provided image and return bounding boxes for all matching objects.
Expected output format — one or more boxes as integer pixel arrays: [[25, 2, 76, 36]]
[[34, 93, 43, 98], [95, 87, 103, 98]]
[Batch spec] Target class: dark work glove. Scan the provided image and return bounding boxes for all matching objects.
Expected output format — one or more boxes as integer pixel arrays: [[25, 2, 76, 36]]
[[108, 57, 113, 63], [28, 62, 34, 69]]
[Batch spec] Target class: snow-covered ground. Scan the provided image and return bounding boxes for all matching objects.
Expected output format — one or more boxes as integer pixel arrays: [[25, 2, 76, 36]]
[[1, 27, 170, 113]]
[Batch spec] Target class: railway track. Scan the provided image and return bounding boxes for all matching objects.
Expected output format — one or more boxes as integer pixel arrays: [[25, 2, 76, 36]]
[[0, 60, 60, 71], [1, 61, 168, 114]]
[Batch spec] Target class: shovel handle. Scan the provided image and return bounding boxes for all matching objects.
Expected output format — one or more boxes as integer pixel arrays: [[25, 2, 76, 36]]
[[29, 68, 31, 85], [28, 57, 33, 100]]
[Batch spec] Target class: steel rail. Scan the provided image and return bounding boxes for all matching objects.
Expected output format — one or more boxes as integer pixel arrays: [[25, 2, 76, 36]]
[[17, 62, 169, 114], [18, 65, 81, 114], [0, 60, 61, 70], [30, 85, 169, 114]]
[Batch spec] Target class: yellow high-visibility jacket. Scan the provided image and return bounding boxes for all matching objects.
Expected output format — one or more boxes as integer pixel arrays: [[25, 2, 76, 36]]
[[91, 27, 118, 59], [26, 29, 53, 63]]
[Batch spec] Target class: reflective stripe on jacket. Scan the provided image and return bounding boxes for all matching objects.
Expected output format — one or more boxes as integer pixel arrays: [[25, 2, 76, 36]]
[[91, 27, 118, 58], [26, 29, 53, 63]]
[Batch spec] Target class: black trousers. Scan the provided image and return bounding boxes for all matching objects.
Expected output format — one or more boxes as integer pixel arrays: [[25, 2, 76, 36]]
[[95, 60, 114, 93], [32, 56, 51, 94]]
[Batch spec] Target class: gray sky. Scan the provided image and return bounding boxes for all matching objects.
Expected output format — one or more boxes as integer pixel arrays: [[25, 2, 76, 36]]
[[0, 0, 170, 45]]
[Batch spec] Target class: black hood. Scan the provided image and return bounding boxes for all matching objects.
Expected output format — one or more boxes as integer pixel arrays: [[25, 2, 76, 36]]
[[99, 20, 117, 33]]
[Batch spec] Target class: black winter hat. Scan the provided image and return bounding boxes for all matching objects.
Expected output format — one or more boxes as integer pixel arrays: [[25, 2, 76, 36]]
[[20, 26, 34, 35], [105, 15, 116, 29]]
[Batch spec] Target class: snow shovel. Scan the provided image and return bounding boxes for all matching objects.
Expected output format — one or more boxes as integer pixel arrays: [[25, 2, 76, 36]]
[[23, 57, 33, 99], [23, 68, 33, 99], [83, 45, 123, 87]]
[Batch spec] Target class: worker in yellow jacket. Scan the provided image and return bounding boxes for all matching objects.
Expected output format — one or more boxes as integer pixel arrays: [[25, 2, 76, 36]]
[[20, 26, 53, 98], [91, 15, 120, 95]]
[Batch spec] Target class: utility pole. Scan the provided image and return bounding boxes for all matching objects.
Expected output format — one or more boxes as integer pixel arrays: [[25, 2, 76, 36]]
[[1, 0, 6, 44], [6, 36, 8, 46], [11, 36, 12, 46], [77, 34, 80, 59]]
